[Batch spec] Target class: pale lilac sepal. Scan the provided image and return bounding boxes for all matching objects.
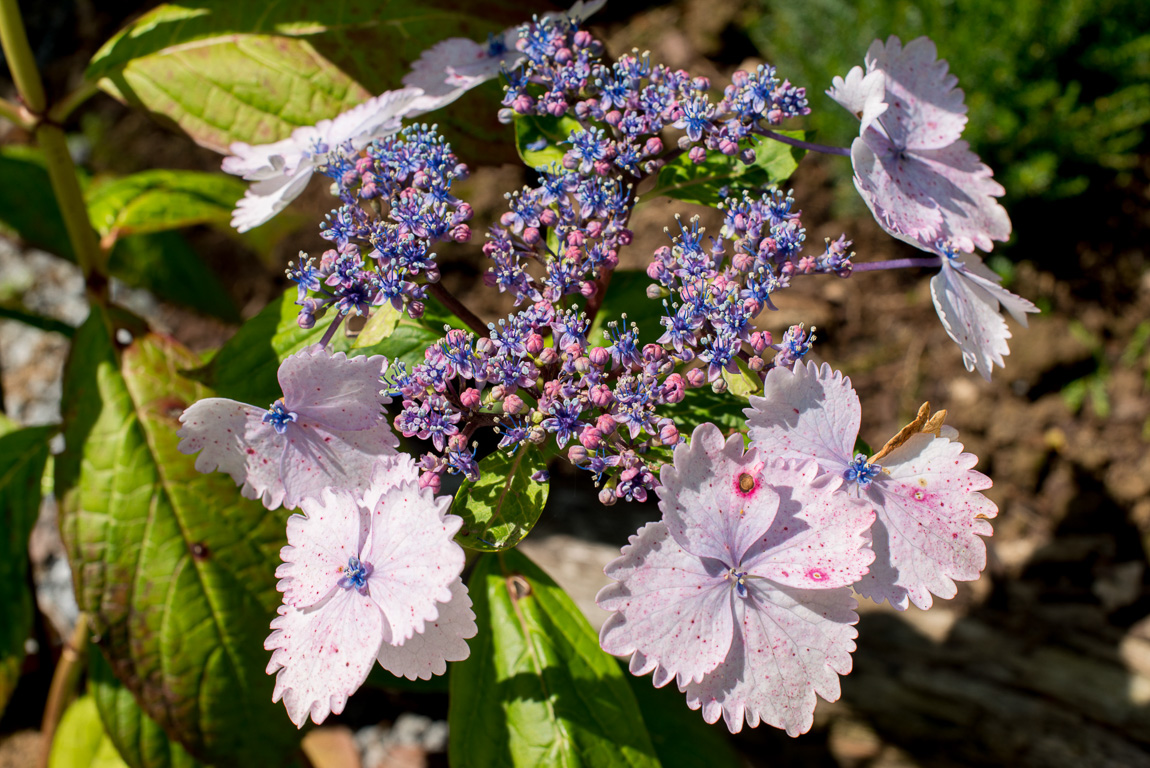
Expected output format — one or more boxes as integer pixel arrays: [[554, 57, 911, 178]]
[[267, 461, 469, 726], [177, 345, 397, 510], [223, 87, 439, 232], [930, 253, 1040, 380], [746, 361, 858, 473], [598, 425, 874, 736], [376, 579, 477, 680], [746, 361, 1000, 610]]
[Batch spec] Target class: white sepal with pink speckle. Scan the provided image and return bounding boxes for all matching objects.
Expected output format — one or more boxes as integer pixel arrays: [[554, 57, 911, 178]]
[[177, 344, 397, 510], [747, 361, 998, 610], [597, 423, 874, 736], [265, 458, 472, 727]]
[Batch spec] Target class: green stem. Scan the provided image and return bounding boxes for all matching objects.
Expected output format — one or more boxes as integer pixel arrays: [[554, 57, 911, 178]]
[[47, 80, 99, 124], [0, 0, 46, 113], [1, 0, 105, 289], [37, 613, 90, 768], [36, 122, 105, 282], [0, 94, 31, 127]]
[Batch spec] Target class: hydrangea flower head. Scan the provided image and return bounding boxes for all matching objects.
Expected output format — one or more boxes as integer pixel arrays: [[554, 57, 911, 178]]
[[829, 36, 1010, 254], [265, 457, 474, 727], [177, 344, 398, 509], [223, 87, 442, 232], [746, 361, 998, 610], [931, 248, 1039, 380], [597, 423, 875, 736]]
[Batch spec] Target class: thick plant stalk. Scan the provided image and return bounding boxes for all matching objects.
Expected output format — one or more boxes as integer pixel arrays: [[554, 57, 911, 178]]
[[37, 613, 89, 768], [0, 94, 30, 127], [0, 0, 45, 113], [0, 0, 105, 284]]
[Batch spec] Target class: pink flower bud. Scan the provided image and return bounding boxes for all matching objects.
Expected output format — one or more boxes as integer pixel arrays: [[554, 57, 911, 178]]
[[643, 137, 663, 156], [537, 347, 559, 367], [686, 368, 707, 388], [566, 229, 586, 247], [419, 470, 441, 494], [605, 110, 622, 126], [525, 333, 545, 356], [568, 445, 588, 464], [451, 224, 470, 242], [580, 281, 596, 298], [460, 388, 481, 409], [596, 414, 617, 435], [512, 94, 534, 114], [589, 347, 610, 368], [503, 394, 524, 415], [522, 226, 541, 245], [598, 487, 617, 506], [659, 422, 680, 446], [689, 146, 707, 164], [579, 426, 603, 450], [749, 331, 772, 354], [662, 373, 686, 403], [539, 208, 557, 226], [589, 384, 614, 407]]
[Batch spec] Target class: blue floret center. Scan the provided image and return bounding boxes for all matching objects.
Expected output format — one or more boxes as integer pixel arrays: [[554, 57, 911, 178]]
[[844, 453, 881, 487], [338, 556, 373, 594], [262, 399, 298, 435]]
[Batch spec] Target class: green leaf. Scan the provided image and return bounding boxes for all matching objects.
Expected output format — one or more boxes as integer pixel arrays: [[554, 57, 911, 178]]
[[0, 146, 236, 320], [663, 386, 749, 437], [647, 132, 807, 206], [55, 312, 300, 767], [352, 303, 402, 349], [86, 171, 246, 239], [622, 662, 741, 768], [194, 290, 454, 406], [514, 113, 583, 169], [449, 550, 660, 768], [0, 424, 54, 718], [588, 271, 665, 349], [88, 1, 535, 152], [108, 232, 239, 321], [89, 648, 205, 768], [0, 144, 78, 259], [49, 696, 131, 768], [853, 435, 873, 459], [720, 356, 761, 398], [452, 446, 550, 552]]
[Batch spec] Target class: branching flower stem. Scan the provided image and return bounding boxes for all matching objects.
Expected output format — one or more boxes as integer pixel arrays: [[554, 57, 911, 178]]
[[0, 0, 106, 288], [852, 256, 943, 272]]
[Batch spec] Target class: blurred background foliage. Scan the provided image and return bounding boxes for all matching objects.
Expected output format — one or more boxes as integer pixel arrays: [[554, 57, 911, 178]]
[[747, 0, 1150, 217]]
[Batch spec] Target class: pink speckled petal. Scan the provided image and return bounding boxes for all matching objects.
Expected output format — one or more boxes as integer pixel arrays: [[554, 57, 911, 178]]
[[376, 579, 476, 680], [859, 432, 997, 610], [747, 361, 859, 473], [826, 65, 888, 135], [362, 477, 464, 645], [323, 87, 429, 149], [658, 423, 778, 564], [742, 461, 875, 589], [865, 36, 967, 150], [277, 487, 370, 609], [930, 258, 1016, 380], [279, 418, 398, 510], [952, 253, 1039, 326], [265, 590, 384, 728], [854, 133, 1011, 254], [404, 38, 492, 97], [279, 346, 393, 431], [177, 398, 286, 509], [229, 168, 315, 233], [597, 521, 735, 687], [682, 584, 859, 736]]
